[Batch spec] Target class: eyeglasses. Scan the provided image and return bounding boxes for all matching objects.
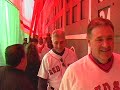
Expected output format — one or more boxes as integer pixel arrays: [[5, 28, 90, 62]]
[[60, 58, 66, 67]]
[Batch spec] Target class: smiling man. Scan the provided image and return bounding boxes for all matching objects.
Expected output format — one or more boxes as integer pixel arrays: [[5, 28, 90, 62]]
[[37, 30, 78, 90], [59, 17, 120, 90]]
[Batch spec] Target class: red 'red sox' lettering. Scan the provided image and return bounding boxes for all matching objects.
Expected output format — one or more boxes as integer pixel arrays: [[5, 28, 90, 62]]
[[49, 65, 60, 75], [94, 81, 120, 90]]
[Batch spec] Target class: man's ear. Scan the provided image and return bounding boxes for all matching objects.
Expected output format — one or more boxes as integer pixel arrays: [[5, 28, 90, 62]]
[[86, 36, 89, 42], [87, 38, 90, 43], [86, 37, 92, 54], [86, 36, 91, 46]]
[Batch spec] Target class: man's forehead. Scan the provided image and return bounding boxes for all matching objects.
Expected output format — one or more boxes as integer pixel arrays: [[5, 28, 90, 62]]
[[52, 37, 65, 42], [53, 37, 65, 40], [52, 33, 65, 38], [52, 34, 65, 40]]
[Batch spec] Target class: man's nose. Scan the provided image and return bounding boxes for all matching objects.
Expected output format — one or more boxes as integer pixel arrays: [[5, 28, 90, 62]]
[[57, 43, 61, 48], [102, 40, 110, 47]]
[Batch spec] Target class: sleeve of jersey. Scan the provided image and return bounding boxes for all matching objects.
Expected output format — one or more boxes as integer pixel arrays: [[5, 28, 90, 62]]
[[59, 66, 74, 90], [37, 55, 49, 79]]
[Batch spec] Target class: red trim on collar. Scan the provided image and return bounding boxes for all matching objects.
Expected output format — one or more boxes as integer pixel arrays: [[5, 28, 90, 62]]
[[89, 54, 113, 72]]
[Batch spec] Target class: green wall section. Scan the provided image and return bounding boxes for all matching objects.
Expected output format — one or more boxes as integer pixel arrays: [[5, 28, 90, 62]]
[[0, 0, 27, 66]]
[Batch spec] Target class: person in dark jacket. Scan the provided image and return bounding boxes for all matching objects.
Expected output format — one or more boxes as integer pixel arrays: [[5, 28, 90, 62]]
[[0, 44, 35, 90], [25, 42, 41, 90]]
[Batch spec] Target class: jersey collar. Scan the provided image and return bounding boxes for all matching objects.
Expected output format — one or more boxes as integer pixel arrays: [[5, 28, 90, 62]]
[[89, 53, 113, 72]]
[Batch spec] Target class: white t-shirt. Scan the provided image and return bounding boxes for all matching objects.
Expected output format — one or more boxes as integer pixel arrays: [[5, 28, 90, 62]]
[[59, 53, 120, 90]]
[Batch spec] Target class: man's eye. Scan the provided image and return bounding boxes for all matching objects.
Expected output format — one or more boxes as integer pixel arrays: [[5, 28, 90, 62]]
[[60, 41, 64, 44], [96, 39, 103, 42], [107, 37, 113, 40], [54, 42, 58, 44]]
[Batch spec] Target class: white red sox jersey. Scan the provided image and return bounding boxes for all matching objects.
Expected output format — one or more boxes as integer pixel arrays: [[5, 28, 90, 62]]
[[37, 47, 78, 90], [59, 53, 120, 90]]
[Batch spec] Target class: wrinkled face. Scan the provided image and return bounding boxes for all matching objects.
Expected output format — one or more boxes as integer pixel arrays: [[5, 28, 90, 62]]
[[88, 26, 114, 64], [52, 36, 66, 53]]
